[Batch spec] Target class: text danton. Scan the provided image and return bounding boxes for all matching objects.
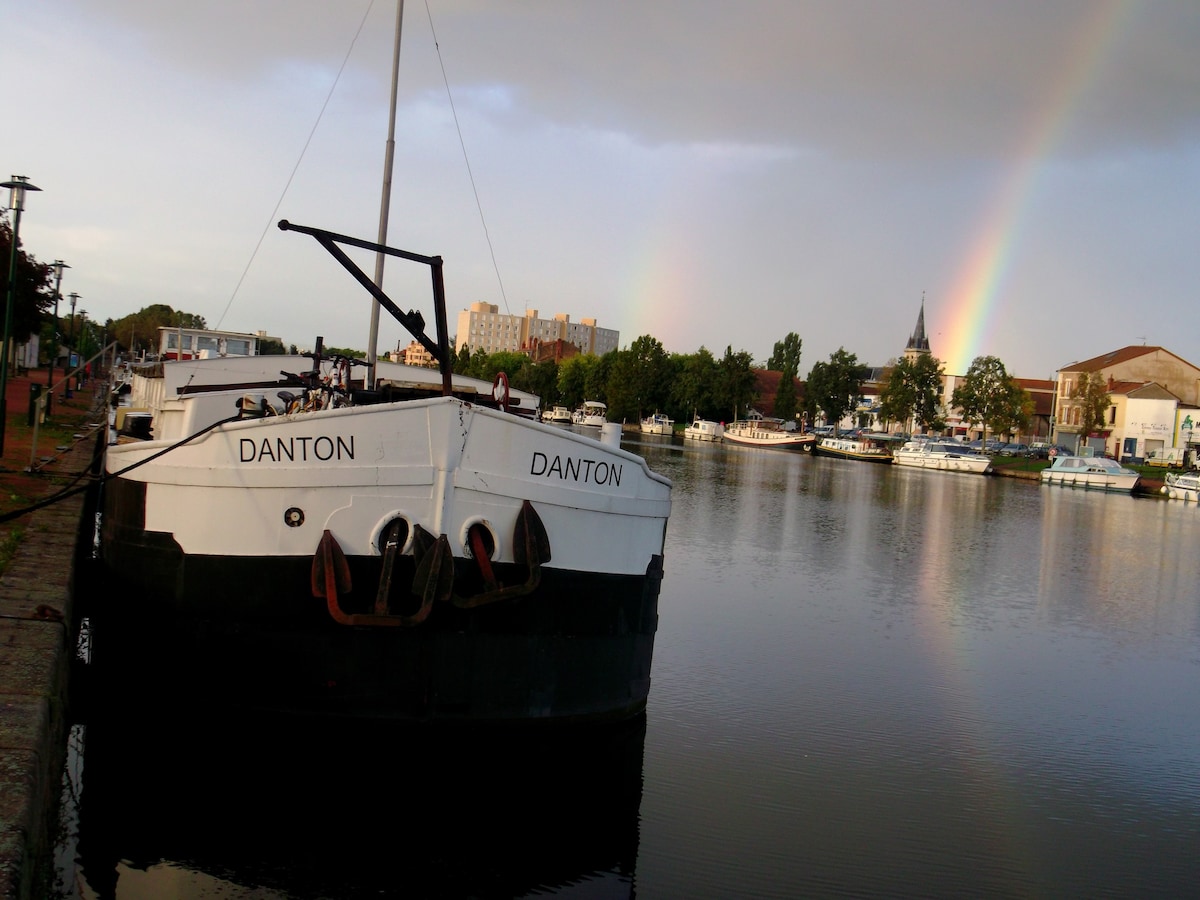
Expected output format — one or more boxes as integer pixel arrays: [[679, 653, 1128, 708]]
[[530, 451, 622, 486], [239, 435, 355, 463]]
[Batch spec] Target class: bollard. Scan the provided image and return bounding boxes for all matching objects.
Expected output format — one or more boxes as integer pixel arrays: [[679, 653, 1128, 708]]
[[28, 383, 43, 426]]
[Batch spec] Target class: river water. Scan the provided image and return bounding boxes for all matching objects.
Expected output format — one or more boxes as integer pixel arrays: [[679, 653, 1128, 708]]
[[58, 435, 1200, 898]]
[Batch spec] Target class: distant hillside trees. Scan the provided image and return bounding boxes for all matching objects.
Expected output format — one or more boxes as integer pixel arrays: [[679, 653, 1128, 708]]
[[109, 305, 207, 356]]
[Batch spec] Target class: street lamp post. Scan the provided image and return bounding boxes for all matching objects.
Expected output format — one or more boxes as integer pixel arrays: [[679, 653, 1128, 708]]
[[46, 259, 68, 416], [65, 292, 79, 399], [1, 176, 43, 456]]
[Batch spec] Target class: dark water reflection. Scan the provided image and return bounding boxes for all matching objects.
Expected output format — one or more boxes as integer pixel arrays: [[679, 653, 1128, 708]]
[[634, 440, 1200, 898], [63, 438, 1200, 897]]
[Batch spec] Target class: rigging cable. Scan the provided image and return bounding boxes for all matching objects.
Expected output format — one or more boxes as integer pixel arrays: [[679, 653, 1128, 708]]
[[424, 0, 511, 315], [209, 0, 379, 336]]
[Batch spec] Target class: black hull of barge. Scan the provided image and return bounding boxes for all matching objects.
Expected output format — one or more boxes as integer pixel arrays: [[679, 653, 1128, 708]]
[[92, 532, 663, 723]]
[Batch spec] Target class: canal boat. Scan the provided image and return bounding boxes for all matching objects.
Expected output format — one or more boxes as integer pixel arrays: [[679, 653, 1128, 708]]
[[640, 412, 674, 436], [892, 439, 991, 474], [99, 225, 672, 723], [1161, 470, 1200, 502], [682, 416, 724, 442], [96, 6, 671, 723], [722, 412, 813, 450], [812, 433, 894, 463], [1040, 454, 1140, 493]]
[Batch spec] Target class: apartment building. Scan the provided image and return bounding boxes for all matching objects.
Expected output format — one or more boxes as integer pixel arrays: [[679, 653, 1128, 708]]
[[455, 303, 619, 357]]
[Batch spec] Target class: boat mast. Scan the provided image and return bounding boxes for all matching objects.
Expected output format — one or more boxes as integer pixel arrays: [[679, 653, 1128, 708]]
[[367, 0, 404, 388]]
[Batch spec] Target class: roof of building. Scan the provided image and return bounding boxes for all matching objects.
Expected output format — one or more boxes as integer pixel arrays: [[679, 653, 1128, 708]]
[[1059, 345, 1187, 373]]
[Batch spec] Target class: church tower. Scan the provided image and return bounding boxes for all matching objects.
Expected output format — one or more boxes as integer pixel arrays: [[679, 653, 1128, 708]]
[[904, 293, 931, 364]]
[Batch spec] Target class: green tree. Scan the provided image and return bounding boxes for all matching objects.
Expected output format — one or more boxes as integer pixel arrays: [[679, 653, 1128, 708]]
[[715, 345, 757, 421], [880, 354, 945, 433], [453, 343, 472, 374], [806, 348, 869, 430], [477, 350, 527, 385], [773, 367, 798, 424], [951, 355, 1028, 444], [557, 354, 598, 411], [258, 337, 289, 355], [1071, 371, 1112, 439], [0, 214, 52, 344], [766, 332, 803, 374], [669, 347, 720, 422], [604, 348, 640, 423], [513, 359, 558, 409], [585, 352, 612, 404]]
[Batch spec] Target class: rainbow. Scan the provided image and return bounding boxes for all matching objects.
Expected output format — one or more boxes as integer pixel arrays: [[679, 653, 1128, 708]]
[[935, 1, 1133, 375]]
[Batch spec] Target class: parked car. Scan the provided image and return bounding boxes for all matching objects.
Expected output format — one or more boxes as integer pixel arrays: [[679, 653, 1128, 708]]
[[1026, 441, 1053, 459], [1000, 443, 1029, 457]]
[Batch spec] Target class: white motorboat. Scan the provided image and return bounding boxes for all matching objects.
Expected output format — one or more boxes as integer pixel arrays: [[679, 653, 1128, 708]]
[[892, 440, 991, 474], [578, 400, 607, 428], [1161, 470, 1200, 502], [640, 412, 674, 436], [543, 405, 572, 425], [96, 10, 672, 724], [1040, 455, 1139, 493], [682, 416, 724, 442]]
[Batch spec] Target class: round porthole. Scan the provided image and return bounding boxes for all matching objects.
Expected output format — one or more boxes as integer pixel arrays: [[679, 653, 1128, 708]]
[[284, 507, 305, 528], [369, 513, 414, 555], [460, 517, 500, 560]]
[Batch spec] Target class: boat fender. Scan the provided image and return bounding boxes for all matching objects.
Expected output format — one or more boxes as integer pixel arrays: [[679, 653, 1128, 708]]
[[492, 371, 510, 411]]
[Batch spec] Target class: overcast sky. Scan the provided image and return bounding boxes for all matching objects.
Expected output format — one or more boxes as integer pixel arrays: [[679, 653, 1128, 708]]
[[7, 0, 1200, 379]]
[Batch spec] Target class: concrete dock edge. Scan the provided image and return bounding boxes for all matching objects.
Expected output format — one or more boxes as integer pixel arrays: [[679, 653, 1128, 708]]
[[0, 431, 102, 900]]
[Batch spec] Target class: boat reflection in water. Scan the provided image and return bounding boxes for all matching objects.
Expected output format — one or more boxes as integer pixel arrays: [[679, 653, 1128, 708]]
[[72, 698, 646, 897]]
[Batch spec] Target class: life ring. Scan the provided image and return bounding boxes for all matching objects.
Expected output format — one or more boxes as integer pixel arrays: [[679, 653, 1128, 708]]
[[492, 371, 510, 409]]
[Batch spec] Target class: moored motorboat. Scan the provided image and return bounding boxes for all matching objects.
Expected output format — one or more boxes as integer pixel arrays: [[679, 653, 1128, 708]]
[[812, 433, 894, 463], [1040, 455, 1139, 493], [1161, 470, 1200, 502], [578, 400, 607, 428], [543, 405, 572, 425], [722, 413, 813, 450], [892, 439, 991, 474], [682, 416, 724, 442], [640, 412, 674, 436]]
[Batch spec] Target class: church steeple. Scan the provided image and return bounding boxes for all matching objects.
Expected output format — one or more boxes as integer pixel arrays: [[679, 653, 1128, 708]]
[[904, 292, 931, 362]]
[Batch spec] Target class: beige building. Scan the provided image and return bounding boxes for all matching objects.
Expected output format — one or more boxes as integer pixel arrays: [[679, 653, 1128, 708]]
[[389, 339, 437, 368], [455, 303, 619, 357], [1053, 346, 1200, 460]]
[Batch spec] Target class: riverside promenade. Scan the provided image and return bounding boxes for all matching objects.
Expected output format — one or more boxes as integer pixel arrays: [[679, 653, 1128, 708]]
[[0, 367, 106, 899]]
